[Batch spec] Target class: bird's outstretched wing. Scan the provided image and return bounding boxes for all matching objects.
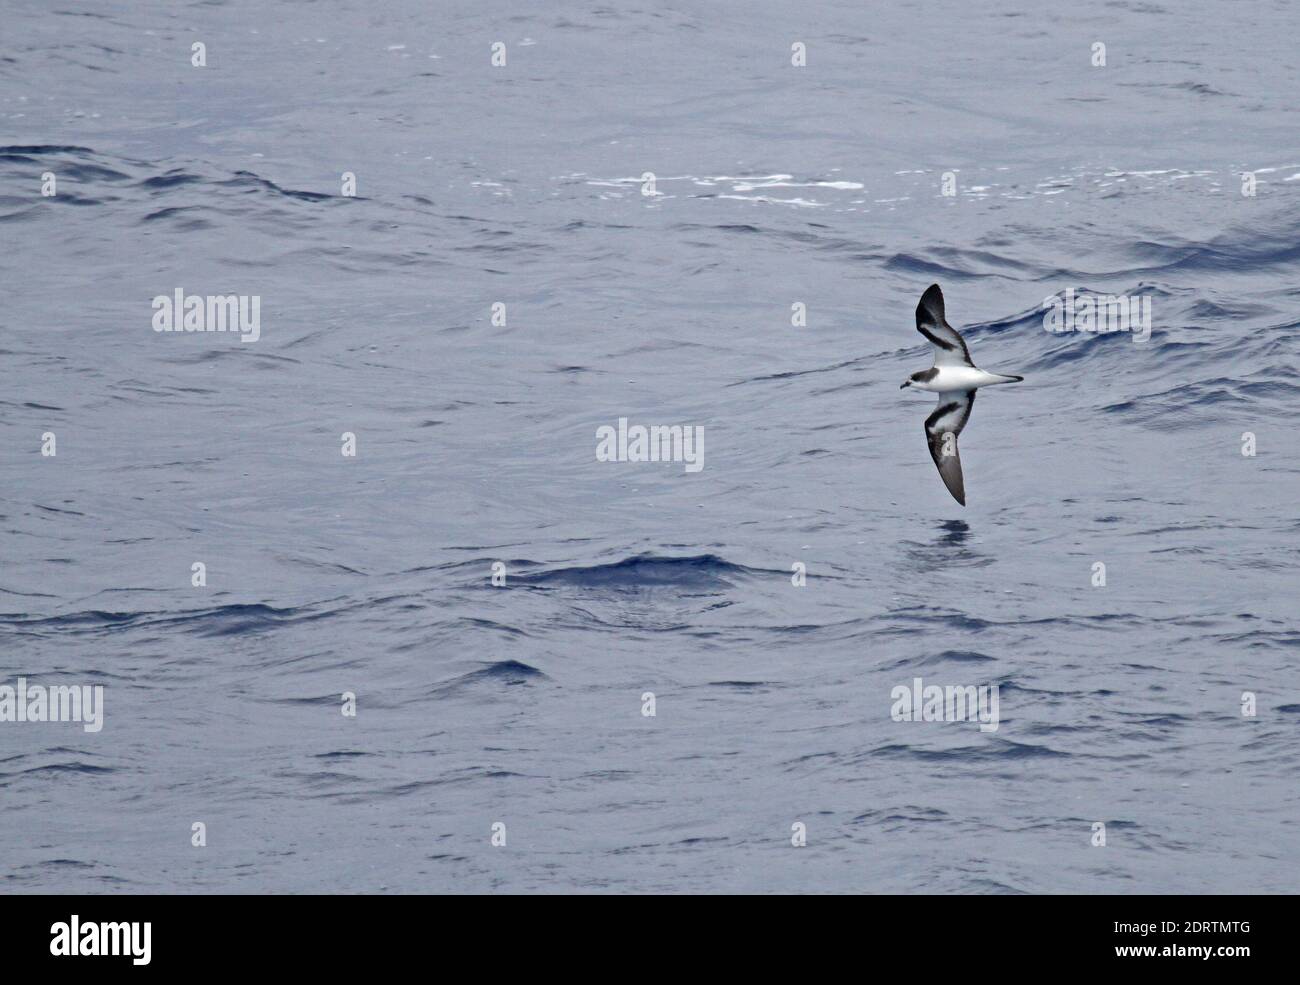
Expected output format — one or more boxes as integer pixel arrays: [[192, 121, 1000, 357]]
[[925, 390, 976, 506], [916, 283, 973, 368]]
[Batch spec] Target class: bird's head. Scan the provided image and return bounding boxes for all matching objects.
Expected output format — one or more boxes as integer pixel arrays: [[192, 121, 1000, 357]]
[[901, 369, 934, 389]]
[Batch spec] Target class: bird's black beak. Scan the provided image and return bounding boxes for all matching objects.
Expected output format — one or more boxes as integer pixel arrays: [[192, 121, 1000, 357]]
[[900, 381, 911, 389]]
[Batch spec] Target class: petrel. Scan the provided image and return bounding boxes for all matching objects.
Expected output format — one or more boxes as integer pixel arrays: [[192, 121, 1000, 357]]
[[900, 284, 1023, 506]]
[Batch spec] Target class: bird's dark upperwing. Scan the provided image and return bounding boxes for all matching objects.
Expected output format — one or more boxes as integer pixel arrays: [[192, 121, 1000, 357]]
[[916, 283, 974, 368], [925, 390, 976, 506]]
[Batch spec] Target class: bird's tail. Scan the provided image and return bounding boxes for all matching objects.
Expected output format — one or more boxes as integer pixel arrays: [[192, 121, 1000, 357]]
[[988, 373, 1024, 384]]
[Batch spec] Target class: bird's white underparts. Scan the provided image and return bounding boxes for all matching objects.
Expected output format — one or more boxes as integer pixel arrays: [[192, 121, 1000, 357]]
[[900, 284, 1024, 507]]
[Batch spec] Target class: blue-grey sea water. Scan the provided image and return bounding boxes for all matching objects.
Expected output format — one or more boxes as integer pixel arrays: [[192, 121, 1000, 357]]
[[2, 0, 1298, 894]]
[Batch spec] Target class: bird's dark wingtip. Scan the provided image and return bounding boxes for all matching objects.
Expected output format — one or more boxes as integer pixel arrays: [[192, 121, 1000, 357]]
[[917, 284, 946, 324]]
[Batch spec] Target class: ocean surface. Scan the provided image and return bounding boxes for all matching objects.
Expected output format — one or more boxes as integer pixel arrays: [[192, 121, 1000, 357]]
[[2, 0, 1298, 894]]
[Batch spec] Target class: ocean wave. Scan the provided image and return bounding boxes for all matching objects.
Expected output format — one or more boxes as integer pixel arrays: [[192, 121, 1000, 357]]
[[514, 553, 775, 590]]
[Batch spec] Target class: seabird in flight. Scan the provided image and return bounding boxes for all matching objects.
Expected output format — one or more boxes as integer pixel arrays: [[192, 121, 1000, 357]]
[[900, 284, 1023, 506]]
